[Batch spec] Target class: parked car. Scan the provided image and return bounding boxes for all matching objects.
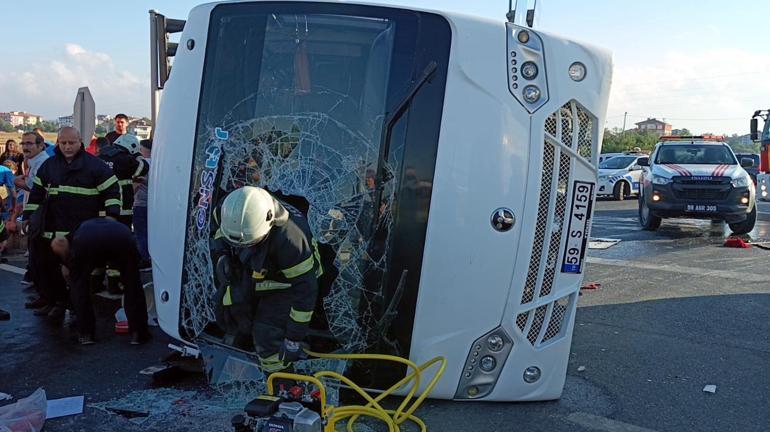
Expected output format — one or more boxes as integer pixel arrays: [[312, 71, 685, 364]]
[[597, 154, 647, 200]]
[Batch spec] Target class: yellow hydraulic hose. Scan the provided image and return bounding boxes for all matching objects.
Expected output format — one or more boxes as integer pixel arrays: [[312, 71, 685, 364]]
[[302, 350, 447, 432]]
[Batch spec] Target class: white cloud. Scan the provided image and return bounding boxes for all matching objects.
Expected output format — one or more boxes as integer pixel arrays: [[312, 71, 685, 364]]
[[0, 43, 148, 121], [607, 48, 770, 135]]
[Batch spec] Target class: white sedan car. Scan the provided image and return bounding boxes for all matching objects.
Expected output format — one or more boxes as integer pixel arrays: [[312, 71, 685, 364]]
[[597, 155, 645, 200]]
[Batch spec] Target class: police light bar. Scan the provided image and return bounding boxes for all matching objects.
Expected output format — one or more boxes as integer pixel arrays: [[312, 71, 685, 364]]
[[660, 135, 725, 141]]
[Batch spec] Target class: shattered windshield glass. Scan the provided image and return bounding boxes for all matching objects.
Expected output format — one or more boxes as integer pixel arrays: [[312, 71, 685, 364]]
[[182, 7, 402, 353]]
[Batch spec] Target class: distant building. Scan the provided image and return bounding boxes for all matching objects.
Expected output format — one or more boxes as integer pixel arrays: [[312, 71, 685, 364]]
[[635, 118, 672, 137], [129, 119, 152, 140], [0, 111, 42, 127], [57, 115, 74, 127]]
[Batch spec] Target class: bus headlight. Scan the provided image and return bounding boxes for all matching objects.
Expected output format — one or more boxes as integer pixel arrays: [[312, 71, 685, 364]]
[[523, 85, 541, 103], [523, 366, 541, 383], [480, 356, 497, 372], [487, 335, 504, 352], [568, 62, 586, 81], [521, 61, 538, 80]]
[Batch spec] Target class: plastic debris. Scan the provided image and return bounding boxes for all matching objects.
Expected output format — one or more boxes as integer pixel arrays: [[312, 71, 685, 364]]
[[577, 366, 586, 372], [581, 282, 602, 290], [0, 388, 46, 432], [703, 384, 717, 393], [114, 308, 127, 322], [588, 238, 621, 249], [45, 395, 84, 419], [723, 237, 750, 248]]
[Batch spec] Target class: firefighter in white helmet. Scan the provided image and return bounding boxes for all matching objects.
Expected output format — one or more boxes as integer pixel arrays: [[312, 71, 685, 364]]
[[213, 186, 322, 373]]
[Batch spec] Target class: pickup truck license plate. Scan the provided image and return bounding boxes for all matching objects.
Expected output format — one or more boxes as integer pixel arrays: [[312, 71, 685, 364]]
[[562, 181, 594, 274], [686, 204, 717, 212]]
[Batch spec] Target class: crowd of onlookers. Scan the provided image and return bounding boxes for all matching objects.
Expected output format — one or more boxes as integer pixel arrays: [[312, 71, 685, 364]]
[[0, 114, 154, 344]]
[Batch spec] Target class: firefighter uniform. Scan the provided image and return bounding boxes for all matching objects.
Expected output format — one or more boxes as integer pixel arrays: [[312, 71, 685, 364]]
[[0, 219, 7, 244], [215, 199, 322, 373], [97, 141, 149, 289], [98, 143, 149, 226], [63, 218, 149, 339], [23, 146, 121, 308]]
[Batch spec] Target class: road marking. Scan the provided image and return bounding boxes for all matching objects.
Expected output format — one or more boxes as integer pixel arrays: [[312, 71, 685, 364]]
[[0, 263, 25, 275], [565, 412, 658, 432], [587, 257, 770, 283]]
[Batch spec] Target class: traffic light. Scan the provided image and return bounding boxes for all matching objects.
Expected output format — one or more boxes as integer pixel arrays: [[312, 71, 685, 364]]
[[150, 10, 185, 90]]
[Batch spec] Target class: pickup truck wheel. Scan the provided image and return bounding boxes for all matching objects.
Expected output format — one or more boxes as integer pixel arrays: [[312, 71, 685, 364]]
[[728, 205, 756, 235], [639, 194, 662, 230], [613, 181, 629, 201]]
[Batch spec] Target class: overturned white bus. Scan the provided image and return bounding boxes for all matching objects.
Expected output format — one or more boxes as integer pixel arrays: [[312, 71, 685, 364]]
[[148, 0, 612, 401]]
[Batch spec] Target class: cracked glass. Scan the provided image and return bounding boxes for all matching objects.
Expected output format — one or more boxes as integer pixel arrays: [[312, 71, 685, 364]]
[[184, 8, 399, 349], [179, 2, 451, 391]]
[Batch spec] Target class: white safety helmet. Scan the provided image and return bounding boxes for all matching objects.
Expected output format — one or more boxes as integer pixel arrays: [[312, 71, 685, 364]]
[[113, 134, 140, 155], [220, 186, 276, 247]]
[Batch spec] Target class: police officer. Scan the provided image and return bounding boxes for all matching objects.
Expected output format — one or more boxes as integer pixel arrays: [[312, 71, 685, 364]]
[[51, 218, 150, 345], [23, 126, 121, 324], [214, 186, 321, 373]]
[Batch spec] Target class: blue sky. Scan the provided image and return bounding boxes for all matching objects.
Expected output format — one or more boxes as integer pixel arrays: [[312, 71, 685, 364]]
[[1, 0, 768, 134]]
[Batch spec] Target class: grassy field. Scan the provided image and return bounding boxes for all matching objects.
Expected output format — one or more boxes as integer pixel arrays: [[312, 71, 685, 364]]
[[0, 131, 58, 145]]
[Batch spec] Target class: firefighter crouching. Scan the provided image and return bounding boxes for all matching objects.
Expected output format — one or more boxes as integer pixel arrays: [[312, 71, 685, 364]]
[[23, 126, 122, 324], [214, 186, 322, 373]]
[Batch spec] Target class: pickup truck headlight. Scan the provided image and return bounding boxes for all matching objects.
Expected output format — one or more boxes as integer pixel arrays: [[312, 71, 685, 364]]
[[731, 177, 751, 188], [652, 175, 672, 185]]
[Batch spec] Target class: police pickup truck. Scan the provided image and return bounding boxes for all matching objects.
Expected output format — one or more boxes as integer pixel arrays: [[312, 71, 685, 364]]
[[638, 136, 757, 234]]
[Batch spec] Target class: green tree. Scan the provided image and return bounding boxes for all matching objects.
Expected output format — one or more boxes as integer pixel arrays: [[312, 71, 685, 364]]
[[601, 129, 659, 154], [725, 134, 759, 153], [0, 120, 14, 133]]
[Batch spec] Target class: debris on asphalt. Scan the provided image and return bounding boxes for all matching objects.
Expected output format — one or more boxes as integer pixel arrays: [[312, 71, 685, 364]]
[[0, 392, 12, 401], [90, 388, 235, 429], [752, 242, 770, 250], [577, 366, 586, 372], [0, 388, 46, 432], [703, 385, 717, 394], [588, 238, 621, 249], [46, 395, 84, 419], [581, 282, 602, 290], [105, 406, 149, 419], [139, 364, 186, 383], [723, 237, 751, 248]]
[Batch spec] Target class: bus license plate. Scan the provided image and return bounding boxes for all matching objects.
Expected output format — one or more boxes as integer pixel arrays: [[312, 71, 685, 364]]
[[562, 181, 594, 274], [686, 204, 717, 212]]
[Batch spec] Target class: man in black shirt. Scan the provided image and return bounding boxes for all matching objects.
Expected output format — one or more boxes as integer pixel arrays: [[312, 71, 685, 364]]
[[105, 113, 129, 144]]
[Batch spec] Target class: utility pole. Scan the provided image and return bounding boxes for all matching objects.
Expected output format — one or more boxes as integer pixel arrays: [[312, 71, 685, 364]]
[[622, 111, 628, 133]]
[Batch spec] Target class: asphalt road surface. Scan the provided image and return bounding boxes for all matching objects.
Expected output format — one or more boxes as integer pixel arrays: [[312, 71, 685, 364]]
[[2, 198, 769, 431]]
